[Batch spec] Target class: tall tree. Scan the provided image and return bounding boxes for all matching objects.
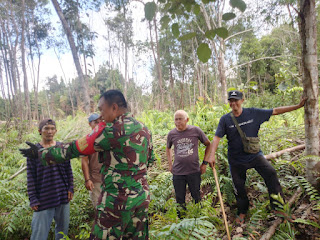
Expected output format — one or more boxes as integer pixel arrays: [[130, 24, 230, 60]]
[[299, 0, 319, 185], [51, 0, 90, 113], [21, 0, 32, 121]]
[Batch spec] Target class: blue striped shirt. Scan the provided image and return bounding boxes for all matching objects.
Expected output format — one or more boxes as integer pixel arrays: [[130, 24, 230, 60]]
[[27, 142, 74, 211]]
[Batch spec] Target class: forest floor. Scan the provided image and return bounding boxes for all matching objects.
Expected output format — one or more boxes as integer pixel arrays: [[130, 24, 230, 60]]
[[149, 141, 320, 240]]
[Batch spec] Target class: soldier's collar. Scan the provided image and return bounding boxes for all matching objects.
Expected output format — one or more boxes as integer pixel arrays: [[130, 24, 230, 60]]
[[115, 112, 133, 122]]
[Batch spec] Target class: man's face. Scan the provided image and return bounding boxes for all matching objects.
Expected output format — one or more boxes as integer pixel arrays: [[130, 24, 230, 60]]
[[39, 124, 57, 141], [89, 118, 101, 130], [229, 98, 244, 112], [98, 98, 115, 123], [174, 113, 188, 131]]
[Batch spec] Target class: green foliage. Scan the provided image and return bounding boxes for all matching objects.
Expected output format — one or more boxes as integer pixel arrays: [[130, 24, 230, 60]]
[[287, 175, 320, 203], [222, 12, 236, 21], [294, 218, 320, 230], [149, 172, 174, 214], [215, 27, 229, 39], [178, 32, 197, 41], [171, 23, 180, 38], [150, 216, 218, 240], [1, 93, 319, 239], [270, 194, 297, 240], [197, 43, 211, 63], [230, 0, 246, 12], [145, 2, 157, 21]]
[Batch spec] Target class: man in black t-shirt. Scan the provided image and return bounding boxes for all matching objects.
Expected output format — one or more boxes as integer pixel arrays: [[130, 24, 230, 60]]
[[206, 90, 306, 224], [166, 110, 211, 218]]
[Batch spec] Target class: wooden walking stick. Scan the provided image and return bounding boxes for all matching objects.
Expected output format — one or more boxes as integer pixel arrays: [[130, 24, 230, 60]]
[[210, 162, 231, 240]]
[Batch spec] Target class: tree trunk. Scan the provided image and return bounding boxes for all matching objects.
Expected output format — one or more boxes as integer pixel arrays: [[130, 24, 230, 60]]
[[299, 0, 319, 185], [169, 62, 175, 109], [51, 0, 90, 113], [21, 0, 32, 122], [53, 47, 75, 117], [123, 6, 128, 98], [179, 61, 185, 109], [148, 19, 164, 109], [8, 5, 23, 120], [218, 42, 227, 104], [191, 38, 203, 98]]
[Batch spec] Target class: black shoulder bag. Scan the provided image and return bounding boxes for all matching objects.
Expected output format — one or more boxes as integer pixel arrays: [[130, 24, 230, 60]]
[[230, 113, 260, 154]]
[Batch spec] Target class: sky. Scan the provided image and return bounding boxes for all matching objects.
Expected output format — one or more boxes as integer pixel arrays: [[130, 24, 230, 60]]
[[36, 1, 152, 92]]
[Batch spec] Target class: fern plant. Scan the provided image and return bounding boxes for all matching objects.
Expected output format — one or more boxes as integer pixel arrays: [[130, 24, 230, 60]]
[[150, 216, 219, 240]]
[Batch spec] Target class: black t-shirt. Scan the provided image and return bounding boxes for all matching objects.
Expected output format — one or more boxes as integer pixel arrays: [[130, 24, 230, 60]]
[[215, 108, 273, 165], [167, 125, 209, 175]]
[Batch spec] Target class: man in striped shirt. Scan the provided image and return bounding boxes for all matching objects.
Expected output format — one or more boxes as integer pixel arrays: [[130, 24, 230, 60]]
[[26, 119, 74, 240]]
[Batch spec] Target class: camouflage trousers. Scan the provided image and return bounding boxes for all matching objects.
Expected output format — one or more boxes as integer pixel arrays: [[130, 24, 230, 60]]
[[89, 189, 150, 240]]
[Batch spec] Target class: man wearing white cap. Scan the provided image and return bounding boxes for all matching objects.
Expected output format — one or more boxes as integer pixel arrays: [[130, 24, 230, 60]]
[[81, 113, 102, 208]]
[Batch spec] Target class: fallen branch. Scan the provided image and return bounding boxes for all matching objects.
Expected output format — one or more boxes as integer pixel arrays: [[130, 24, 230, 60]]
[[7, 166, 27, 181], [260, 188, 302, 240], [265, 144, 305, 160]]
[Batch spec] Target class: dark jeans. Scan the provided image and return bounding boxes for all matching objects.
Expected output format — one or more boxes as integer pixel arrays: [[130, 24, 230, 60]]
[[173, 172, 201, 205], [230, 154, 283, 215]]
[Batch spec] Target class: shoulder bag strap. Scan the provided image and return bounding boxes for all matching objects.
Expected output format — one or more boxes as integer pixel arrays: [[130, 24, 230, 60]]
[[230, 112, 247, 142]]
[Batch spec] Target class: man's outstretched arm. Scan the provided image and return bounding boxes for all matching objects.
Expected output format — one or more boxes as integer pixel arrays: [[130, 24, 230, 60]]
[[272, 97, 307, 115], [20, 122, 107, 166]]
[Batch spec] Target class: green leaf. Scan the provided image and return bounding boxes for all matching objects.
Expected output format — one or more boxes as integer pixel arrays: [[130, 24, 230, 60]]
[[222, 12, 236, 21], [160, 15, 170, 29], [215, 27, 228, 39], [202, 0, 210, 4], [184, 2, 192, 12], [178, 32, 197, 41], [172, 23, 180, 38], [230, 0, 246, 12], [145, 2, 157, 21], [193, 4, 200, 15], [197, 43, 211, 63], [249, 81, 258, 86], [205, 30, 216, 40]]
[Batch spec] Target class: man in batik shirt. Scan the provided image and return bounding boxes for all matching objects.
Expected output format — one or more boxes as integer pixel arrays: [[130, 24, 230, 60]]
[[20, 89, 155, 240]]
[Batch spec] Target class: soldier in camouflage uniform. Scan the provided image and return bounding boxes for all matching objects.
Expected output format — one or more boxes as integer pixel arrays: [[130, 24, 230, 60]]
[[20, 90, 155, 240]]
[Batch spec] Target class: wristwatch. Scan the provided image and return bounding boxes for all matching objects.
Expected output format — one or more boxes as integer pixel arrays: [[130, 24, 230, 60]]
[[202, 160, 209, 165]]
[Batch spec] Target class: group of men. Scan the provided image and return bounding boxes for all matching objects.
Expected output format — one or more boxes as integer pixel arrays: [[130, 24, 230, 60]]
[[21, 89, 306, 239]]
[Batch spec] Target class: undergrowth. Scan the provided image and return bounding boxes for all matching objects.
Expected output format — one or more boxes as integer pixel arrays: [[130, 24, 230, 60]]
[[1, 96, 319, 239]]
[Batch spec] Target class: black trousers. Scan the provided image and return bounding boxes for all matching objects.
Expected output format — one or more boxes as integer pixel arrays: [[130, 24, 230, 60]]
[[230, 154, 283, 215], [173, 171, 201, 206]]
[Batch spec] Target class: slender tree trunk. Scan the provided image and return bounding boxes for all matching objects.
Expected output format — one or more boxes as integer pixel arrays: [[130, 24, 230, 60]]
[[299, 0, 319, 185], [218, 41, 227, 103], [123, 6, 128, 98], [53, 47, 75, 117], [191, 39, 203, 98], [153, 18, 164, 108], [179, 61, 185, 109], [51, 0, 90, 113], [8, 7, 23, 120], [21, 0, 32, 121], [169, 62, 175, 109], [149, 19, 164, 109], [204, 63, 208, 103]]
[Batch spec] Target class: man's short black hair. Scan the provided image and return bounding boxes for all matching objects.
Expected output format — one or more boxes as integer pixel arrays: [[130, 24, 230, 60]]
[[100, 89, 127, 109]]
